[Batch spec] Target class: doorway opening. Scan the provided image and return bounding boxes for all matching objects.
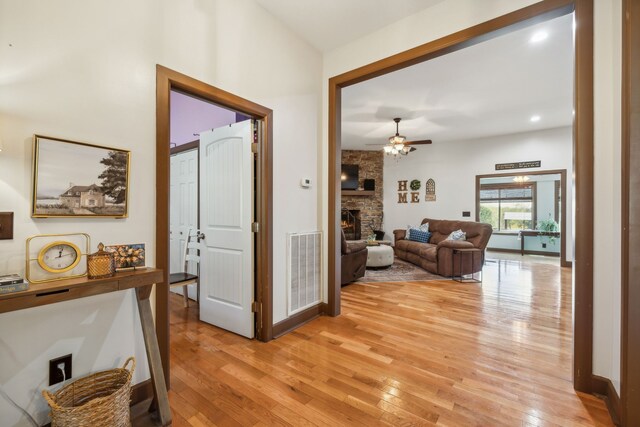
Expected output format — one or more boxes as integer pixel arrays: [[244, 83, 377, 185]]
[[477, 169, 570, 268], [156, 66, 274, 386], [328, 0, 595, 394]]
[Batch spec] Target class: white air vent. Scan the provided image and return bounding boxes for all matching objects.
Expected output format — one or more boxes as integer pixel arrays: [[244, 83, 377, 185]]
[[287, 232, 323, 316]]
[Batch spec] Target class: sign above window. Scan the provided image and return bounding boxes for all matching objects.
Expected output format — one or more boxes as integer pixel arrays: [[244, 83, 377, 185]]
[[495, 160, 541, 170]]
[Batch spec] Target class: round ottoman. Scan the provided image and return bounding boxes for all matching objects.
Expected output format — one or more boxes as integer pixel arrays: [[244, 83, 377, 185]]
[[366, 244, 394, 268]]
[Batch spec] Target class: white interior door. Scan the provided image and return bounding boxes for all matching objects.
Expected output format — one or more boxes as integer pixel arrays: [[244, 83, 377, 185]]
[[170, 149, 199, 300], [199, 120, 254, 338]]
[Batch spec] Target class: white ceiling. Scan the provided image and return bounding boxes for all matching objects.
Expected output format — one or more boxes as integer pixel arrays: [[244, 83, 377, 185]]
[[341, 14, 574, 150], [254, 0, 444, 52]]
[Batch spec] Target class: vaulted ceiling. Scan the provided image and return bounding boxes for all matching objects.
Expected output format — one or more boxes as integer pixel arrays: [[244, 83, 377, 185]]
[[253, 3, 573, 151], [341, 14, 574, 150], [254, 0, 444, 52]]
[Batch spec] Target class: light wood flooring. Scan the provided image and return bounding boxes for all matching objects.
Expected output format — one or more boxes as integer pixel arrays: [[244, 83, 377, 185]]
[[168, 259, 613, 426]]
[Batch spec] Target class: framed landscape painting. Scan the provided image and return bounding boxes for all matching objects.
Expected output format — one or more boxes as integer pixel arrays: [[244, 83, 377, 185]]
[[32, 135, 130, 218]]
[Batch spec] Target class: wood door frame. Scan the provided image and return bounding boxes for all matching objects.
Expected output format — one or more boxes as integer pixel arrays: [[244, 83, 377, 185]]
[[475, 169, 569, 267], [328, 0, 596, 393], [156, 65, 274, 385], [621, 0, 639, 424]]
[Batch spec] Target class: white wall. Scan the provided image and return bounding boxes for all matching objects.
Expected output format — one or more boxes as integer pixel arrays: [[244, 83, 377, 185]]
[[322, 0, 622, 395], [0, 0, 321, 424], [382, 127, 573, 261]]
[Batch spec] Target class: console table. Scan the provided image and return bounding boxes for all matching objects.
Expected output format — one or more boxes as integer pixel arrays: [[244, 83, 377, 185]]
[[0, 269, 171, 426]]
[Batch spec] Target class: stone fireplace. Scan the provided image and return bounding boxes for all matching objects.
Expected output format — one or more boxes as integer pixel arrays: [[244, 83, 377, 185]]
[[341, 150, 384, 241]]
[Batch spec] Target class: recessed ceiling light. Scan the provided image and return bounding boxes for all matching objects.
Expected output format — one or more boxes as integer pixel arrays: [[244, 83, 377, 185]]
[[530, 31, 548, 43], [530, 115, 541, 122]]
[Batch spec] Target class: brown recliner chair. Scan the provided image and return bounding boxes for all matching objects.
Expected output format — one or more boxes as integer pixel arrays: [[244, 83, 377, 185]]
[[341, 230, 368, 285]]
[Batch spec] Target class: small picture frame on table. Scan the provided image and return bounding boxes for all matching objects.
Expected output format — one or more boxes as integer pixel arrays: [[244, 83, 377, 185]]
[[105, 243, 146, 271]]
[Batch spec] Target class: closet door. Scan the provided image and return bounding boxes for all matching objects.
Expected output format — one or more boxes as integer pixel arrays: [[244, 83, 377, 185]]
[[199, 120, 254, 338], [169, 148, 199, 300]]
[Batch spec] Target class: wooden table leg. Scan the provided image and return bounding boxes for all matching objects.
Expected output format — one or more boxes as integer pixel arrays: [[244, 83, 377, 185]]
[[136, 285, 172, 426]]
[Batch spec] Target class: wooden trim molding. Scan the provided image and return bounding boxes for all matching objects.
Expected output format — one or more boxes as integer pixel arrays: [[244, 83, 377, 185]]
[[170, 140, 199, 155], [156, 65, 274, 388], [272, 303, 325, 338], [131, 379, 153, 406], [486, 247, 561, 257], [328, 0, 594, 394], [572, 0, 595, 393], [591, 375, 621, 426], [621, 0, 640, 425]]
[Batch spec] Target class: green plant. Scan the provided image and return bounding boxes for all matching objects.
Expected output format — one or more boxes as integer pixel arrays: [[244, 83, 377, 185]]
[[536, 216, 559, 245], [410, 179, 421, 191]]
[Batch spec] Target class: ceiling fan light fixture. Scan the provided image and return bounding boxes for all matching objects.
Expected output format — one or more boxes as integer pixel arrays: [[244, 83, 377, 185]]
[[394, 143, 405, 150], [383, 145, 392, 153], [389, 135, 405, 145], [391, 148, 398, 155], [402, 145, 411, 153]]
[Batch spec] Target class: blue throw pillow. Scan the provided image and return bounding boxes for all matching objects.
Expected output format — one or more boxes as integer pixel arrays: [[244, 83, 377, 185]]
[[406, 222, 429, 239], [408, 229, 431, 243]]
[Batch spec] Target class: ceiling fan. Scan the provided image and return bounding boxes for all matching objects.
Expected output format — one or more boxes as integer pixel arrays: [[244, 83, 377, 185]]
[[365, 118, 432, 156]]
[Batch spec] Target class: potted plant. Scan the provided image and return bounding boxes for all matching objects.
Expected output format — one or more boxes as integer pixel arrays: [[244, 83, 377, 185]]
[[369, 213, 385, 241], [536, 216, 559, 245]]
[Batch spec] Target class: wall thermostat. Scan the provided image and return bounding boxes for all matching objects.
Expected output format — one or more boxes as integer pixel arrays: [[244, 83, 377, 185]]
[[300, 178, 311, 188]]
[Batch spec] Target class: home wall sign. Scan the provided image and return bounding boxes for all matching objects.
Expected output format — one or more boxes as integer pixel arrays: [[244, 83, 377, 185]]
[[397, 180, 408, 203], [425, 178, 436, 201], [398, 179, 422, 203], [495, 160, 541, 170]]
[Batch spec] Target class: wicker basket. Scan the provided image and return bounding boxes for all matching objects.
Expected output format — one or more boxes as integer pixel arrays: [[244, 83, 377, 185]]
[[43, 357, 135, 427]]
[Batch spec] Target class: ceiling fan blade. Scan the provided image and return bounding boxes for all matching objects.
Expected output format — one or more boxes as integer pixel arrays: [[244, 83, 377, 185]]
[[405, 139, 432, 145], [409, 147, 418, 152], [364, 143, 388, 146]]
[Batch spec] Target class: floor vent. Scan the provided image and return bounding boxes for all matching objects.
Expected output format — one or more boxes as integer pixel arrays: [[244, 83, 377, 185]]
[[287, 232, 322, 316]]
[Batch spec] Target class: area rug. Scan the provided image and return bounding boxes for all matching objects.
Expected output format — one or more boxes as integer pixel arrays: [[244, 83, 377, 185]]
[[356, 257, 447, 283]]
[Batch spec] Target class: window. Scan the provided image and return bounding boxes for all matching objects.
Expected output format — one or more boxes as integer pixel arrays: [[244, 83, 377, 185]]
[[479, 182, 537, 231]]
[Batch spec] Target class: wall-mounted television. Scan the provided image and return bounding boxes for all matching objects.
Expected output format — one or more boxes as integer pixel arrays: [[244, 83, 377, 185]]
[[341, 164, 359, 190]]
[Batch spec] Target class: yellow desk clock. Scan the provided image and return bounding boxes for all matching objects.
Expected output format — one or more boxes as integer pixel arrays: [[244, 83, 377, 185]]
[[26, 233, 91, 283]]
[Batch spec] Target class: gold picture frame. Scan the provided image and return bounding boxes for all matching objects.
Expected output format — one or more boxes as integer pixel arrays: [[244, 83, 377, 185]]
[[32, 135, 130, 218]]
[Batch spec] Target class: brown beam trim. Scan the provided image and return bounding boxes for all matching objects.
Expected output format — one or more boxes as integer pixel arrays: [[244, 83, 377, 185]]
[[621, 0, 640, 425], [486, 248, 561, 257], [130, 379, 153, 406], [272, 303, 325, 338], [328, 0, 594, 394], [170, 140, 199, 155], [572, 0, 594, 393], [591, 375, 621, 426], [156, 65, 274, 388]]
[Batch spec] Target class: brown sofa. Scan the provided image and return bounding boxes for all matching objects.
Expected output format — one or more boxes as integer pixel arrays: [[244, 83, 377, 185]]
[[393, 218, 492, 277], [341, 230, 368, 285]]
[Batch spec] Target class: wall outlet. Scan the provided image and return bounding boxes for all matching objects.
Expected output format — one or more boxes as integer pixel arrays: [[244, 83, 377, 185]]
[[49, 354, 72, 386], [462, 211, 471, 217]]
